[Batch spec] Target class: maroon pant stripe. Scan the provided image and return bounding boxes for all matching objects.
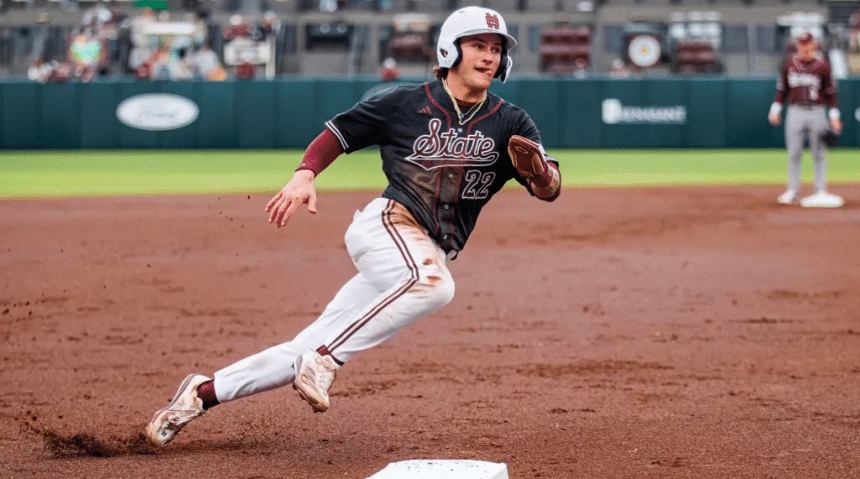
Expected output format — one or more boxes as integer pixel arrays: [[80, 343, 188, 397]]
[[327, 200, 420, 354]]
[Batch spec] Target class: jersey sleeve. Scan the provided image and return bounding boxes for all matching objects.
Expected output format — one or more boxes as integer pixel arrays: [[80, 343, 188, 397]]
[[820, 61, 838, 108], [325, 90, 398, 154], [773, 61, 788, 104]]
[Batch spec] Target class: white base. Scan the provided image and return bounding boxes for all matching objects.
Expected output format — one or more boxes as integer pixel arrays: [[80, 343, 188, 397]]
[[800, 192, 844, 208], [367, 459, 508, 479]]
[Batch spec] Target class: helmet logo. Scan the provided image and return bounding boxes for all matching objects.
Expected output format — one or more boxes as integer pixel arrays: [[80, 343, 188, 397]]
[[440, 48, 448, 58], [485, 13, 500, 30]]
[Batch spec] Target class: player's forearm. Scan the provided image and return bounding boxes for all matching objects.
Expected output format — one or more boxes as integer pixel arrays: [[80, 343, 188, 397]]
[[295, 129, 344, 176], [531, 163, 561, 201]]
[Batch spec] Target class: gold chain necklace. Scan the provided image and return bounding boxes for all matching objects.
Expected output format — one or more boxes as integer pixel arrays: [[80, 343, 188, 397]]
[[443, 79, 486, 125]]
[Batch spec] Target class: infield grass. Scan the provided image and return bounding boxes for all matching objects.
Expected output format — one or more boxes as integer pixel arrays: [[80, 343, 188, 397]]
[[2, 148, 859, 198]]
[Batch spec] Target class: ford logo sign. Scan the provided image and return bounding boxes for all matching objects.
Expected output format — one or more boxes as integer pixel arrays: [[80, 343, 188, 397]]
[[116, 93, 199, 131]]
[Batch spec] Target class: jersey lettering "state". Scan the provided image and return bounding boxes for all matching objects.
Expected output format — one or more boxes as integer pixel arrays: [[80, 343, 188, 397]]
[[787, 72, 821, 90], [326, 81, 557, 254], [405, 118, 499, 170]]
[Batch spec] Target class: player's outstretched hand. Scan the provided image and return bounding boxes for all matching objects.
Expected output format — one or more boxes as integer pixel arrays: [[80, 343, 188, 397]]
[[265, 170, 318, 228]]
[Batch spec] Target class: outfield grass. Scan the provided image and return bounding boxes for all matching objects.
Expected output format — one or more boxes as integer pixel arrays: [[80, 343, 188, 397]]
[[1, 148, 858, 198]]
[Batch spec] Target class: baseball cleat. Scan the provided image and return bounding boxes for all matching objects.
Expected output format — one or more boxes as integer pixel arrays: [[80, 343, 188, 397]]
[[777, 190, 799, 205], [145, 373, 211, 447], [800, 191, 844, 208], [293, 351, 338, 413]]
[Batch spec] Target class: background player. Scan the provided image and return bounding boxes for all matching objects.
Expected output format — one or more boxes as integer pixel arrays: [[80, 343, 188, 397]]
[[768, 31, 844, 208], [146, 6, 562, 447]]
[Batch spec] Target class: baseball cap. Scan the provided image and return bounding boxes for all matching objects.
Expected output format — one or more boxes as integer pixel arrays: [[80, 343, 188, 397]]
[[796, 32, 815, 44]]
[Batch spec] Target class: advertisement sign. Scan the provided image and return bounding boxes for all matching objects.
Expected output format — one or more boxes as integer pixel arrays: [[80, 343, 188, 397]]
[[116, 93, 199, 131], [602, 98, 687, 124]]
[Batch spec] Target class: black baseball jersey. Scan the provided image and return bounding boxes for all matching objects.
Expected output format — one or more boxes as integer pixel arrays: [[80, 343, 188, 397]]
[[325, 80, 558, 255]]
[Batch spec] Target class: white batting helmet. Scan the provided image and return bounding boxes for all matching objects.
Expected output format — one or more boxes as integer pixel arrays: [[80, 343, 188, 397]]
[[436, 6, 518, 83]]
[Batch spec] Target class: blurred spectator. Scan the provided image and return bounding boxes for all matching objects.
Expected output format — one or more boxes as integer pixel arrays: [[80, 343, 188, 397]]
[[111, 4, 129, 28], [96, 12, 121, 76], [189, 11, 209, 49], [128, 40, 151, 76], [82, 2, 113, 31], [147, 43, 171, 79], [28, 56, 54, 83], [134, 61, 152, 80], [850, 10, 860, 52], [379, 57, 400, 81], [147, 42, 194, 80], [131, 8, 158, 50], [145, 46, 162, 79], [50, 61, 74, 82], [235, 61, 256, 79], [68, 27, 104, 82], [173, 47, 195, 80], [252, 11, 280, 41], [193, 43, 227, 80], [609, 58, 631, 78], [224, 15, 251, 40]]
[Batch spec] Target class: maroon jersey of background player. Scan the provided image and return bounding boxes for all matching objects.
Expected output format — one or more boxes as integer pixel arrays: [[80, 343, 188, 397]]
[[773, 48, 837, 108]]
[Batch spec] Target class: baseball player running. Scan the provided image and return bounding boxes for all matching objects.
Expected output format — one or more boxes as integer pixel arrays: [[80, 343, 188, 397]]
[[146, 6, 562, 447], [768, 31, 844, 208]]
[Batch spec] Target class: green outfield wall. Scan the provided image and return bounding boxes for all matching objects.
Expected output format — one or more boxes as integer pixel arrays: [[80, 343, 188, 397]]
[[1, 77, 858, 149]]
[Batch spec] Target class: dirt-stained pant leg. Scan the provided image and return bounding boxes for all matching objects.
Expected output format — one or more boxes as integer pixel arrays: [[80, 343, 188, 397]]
[[213, 198, 454, 403], [324, 198, 455, 362], [212, 273, 380, 402]]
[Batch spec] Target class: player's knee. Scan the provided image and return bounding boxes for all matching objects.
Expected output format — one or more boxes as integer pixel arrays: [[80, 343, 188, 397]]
[[433, 273, 456, 307], [421, 269, 455, 310]]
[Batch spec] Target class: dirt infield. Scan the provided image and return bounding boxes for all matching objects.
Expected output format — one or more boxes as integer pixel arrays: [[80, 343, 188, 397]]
[[2, 185, 860, 479]]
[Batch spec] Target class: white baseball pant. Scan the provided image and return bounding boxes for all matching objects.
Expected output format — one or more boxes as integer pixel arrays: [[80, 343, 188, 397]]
[[213, 198, 455, 403], [785, 104, 830, 194]]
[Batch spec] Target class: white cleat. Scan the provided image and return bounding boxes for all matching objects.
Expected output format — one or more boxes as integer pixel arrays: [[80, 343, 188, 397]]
[[800, 191, 844, 208], [777, 190, 799, 205], [293, 351, 338, 413], [145, 374, 211, 447]]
